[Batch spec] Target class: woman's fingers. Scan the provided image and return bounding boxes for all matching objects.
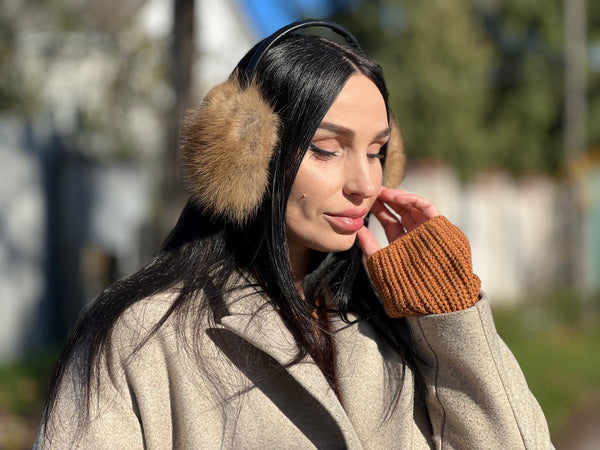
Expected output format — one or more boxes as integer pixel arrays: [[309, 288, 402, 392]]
[[357, 226, 381, 258], [370, 199, 408, 243], [378, 188, 440, 218], [361, 188, 441, 258], [377, 188, 440, 232]]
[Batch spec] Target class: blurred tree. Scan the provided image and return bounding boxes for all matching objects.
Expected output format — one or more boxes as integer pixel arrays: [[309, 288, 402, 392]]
[[0, 0, 172, 338], [333, 0, 570, 178], [586, 0, 600, 150], [0, 6, 38, 115], [161, 0, 195, 235], [0, 0, 169, 160], [481, 0, 564, 175]]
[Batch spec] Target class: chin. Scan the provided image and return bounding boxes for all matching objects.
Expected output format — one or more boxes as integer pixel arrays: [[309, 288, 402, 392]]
[[314, 234, 357, 253]]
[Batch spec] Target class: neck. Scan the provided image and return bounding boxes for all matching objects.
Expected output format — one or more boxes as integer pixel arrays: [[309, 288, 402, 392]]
[[289, 245, 311, 299]]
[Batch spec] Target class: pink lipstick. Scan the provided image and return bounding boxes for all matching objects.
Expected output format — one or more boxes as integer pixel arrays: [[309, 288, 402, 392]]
[[324, 208, 368, 232]]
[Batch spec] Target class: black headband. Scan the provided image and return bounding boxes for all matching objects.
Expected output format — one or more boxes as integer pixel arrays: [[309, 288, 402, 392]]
[[244, 19, 363, 83]]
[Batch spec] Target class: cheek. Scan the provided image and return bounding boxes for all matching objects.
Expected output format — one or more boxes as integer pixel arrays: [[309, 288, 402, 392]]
[[286, 176, 312, 223], [374, 164, 383, 187], [289, 165, 340, 211], [287, 190, 318, 223], [286, 192, 307, 219], [370, 163, 383, 196]]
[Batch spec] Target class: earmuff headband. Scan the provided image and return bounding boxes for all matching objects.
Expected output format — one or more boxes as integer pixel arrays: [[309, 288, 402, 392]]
[[244, 20, 362, 83]]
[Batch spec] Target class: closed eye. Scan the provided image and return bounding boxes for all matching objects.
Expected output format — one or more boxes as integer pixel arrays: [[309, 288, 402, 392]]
[[309, 143, 339, 159], [368, 152, 384, 160]]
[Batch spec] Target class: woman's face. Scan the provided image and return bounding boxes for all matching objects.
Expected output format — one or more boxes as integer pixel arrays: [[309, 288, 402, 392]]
[[286, 74, 389, 265]]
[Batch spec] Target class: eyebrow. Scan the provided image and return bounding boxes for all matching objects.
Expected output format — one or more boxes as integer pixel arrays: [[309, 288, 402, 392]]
[[317, 121, 391, 140]]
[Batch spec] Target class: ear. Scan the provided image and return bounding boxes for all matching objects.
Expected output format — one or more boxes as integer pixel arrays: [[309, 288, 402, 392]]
[[179, 75, 280, 225], [382, 115, 406, 188]]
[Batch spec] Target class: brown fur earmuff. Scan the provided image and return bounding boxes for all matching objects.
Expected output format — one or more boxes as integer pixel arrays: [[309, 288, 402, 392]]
[[179, 75, 280, 225], [383, 117, 406, 188]]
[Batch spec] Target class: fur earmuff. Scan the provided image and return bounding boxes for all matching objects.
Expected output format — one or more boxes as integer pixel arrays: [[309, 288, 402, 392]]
[[383, 117, 406, 188], [179, 75, 280, 225]]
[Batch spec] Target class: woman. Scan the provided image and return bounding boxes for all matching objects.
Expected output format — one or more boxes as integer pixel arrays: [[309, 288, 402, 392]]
[[36, 20, 553, 449]]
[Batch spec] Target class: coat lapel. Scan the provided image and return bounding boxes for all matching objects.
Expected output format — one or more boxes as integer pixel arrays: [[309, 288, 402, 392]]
[[332, 314, 419, 442], [217, 286, 363, 446], [331, 316, 390, 433]]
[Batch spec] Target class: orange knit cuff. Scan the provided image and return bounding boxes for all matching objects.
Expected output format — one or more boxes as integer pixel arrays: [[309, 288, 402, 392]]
[[366, 216, 481, 318]]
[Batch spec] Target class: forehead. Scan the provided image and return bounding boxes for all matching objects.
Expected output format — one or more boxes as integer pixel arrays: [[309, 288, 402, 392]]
[[319, 74, 388, 130]]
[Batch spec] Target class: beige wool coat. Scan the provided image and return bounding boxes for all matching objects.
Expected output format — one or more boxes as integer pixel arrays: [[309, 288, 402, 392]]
[[35, 282, 553, 449]]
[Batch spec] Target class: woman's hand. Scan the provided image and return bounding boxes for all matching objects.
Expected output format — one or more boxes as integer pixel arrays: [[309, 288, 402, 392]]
[[357, 187, 440, 258]]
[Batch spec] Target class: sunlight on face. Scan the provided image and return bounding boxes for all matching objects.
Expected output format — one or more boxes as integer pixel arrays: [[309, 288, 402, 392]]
[[286, 74, 388, 270]]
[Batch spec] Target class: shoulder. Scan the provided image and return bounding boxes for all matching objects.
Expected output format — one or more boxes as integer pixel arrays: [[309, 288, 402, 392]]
[[109, 289, 180, 350], [109, 274, 266, 359]]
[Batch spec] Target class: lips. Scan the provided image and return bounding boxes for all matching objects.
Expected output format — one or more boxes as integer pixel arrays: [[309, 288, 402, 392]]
[[324, 208, 368, 232]]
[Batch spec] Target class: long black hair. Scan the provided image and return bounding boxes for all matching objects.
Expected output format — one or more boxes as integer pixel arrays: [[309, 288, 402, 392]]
[[43, 32, 413, 434]]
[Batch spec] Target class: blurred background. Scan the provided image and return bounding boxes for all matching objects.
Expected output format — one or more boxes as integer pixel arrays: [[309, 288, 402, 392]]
[[0, 0, 598, 448]]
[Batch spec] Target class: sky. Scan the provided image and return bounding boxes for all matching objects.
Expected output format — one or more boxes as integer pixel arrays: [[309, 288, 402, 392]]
[[239, 0, 346, 37], [137, 0, 357, 41]]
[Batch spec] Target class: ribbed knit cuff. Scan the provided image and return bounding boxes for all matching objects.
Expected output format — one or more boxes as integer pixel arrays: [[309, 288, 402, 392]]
[[366, 216, 481, 318]]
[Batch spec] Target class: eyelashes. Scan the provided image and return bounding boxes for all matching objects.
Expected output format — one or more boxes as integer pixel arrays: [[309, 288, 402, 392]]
[[309, 143, 338, 159], [309, 143, 384, 160], [368, 152, 385, 160]]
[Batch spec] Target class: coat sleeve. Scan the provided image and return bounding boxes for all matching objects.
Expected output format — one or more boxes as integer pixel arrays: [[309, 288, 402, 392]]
[[405, 293, 554, 449]]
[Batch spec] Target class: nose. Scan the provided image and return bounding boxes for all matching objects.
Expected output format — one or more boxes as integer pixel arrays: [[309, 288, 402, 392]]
[[343, 155, 380, 200]]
